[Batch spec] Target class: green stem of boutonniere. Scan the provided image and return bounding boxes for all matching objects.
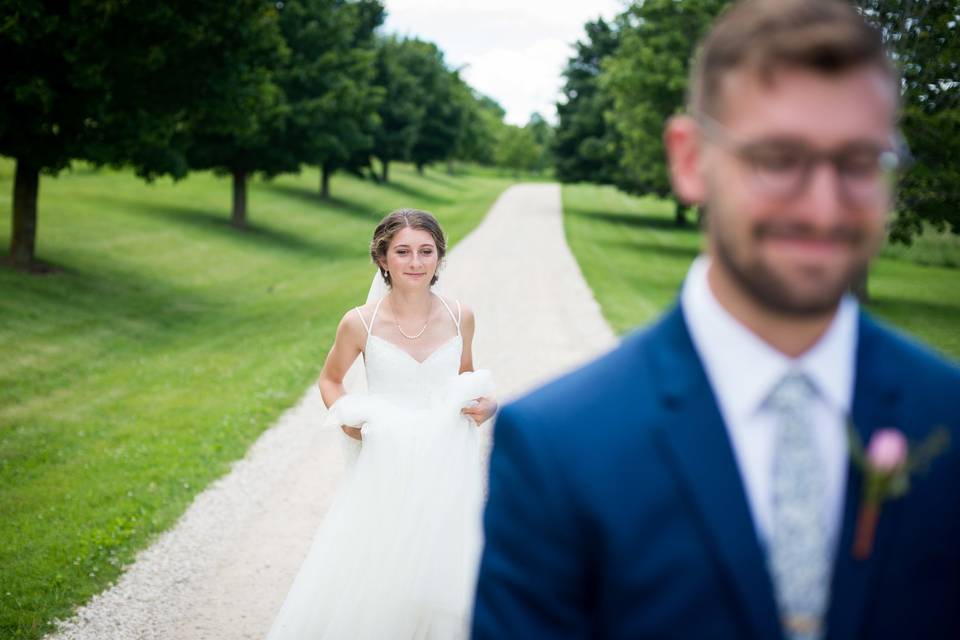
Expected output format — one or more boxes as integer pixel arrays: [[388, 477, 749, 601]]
[[853, 504, 879, 560], [852, 472, 894, 560], [853, 470, 907, 560]]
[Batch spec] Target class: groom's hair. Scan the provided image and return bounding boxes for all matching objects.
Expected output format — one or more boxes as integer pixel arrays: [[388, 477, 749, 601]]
[[371, 208, 447, 287], [688, 0, 897, 118]]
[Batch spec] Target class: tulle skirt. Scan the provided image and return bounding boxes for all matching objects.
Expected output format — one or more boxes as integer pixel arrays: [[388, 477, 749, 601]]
[[265, 382, 487, 639]]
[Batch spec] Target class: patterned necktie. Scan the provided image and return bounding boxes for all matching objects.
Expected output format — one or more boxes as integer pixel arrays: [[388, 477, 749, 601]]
[[766, 372, 831, 640]]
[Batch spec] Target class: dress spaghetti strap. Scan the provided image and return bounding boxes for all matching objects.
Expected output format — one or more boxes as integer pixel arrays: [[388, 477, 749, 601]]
[[434, 294, 461, 336], [367, 297, 385, 337], [354, 307, 370, 334], [356, 298, 385, 337]]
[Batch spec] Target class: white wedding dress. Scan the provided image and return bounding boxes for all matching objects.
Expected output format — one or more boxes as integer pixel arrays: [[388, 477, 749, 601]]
[[266, 295, 491, 639]]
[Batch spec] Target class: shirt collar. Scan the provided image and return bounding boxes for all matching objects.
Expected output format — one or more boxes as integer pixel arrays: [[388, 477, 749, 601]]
[[680, 255, 858, 420]]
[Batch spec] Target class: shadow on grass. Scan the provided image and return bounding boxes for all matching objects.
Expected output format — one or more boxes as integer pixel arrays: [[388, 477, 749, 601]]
[[0, 258, 231, 353], [261, 179, 460, 220], [867, 295, 960, 322], [867, 294, 960, 361], [605, 239, 701, 261], [416, 170, 467, 190], [0, 255, 66, 276], [377, 179, 456, 206], [260, 182, 379, 221], [103, 196, 355, 261], [565, 206, 700, 235], [568, 207, 703, 235]]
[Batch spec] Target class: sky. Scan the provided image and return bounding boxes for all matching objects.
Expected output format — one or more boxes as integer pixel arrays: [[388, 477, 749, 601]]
[[382, 0, 625, 126]]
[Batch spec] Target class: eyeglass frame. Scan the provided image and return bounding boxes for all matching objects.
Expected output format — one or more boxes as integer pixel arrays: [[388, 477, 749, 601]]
[[692, 111, 912, 205]]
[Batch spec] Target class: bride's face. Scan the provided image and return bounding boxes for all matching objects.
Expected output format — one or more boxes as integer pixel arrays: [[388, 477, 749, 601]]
[[383, 227, 439, 289]]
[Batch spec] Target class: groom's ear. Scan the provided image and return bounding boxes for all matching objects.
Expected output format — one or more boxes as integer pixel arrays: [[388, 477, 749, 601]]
[[664, 115, 707, 205]]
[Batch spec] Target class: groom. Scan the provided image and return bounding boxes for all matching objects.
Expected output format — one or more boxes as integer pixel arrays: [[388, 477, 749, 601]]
[[472, 1, 960, 639]]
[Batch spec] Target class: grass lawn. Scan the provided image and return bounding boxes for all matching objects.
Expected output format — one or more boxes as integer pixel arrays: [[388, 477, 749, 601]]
[[563, 183, 960, 360], [0, 159, 513, 639]]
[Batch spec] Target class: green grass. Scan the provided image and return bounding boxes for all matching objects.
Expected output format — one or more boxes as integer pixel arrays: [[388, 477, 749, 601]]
[[563, 183, 960, 360], [437, 159, 554, 183], [881, 224, 960, 268], [0, 159, 513, 639]]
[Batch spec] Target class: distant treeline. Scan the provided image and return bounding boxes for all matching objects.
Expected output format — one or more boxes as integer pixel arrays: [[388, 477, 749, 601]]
[[553, 0, 959, 241], [0, 0, 550, 269]]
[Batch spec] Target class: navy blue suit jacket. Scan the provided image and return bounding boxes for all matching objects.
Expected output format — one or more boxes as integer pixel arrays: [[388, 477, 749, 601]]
[[472, 306, 960, 639]]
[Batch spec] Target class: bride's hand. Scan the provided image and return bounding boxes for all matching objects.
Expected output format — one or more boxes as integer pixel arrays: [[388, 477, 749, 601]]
[[462, 397, 498, 426], [341, 424, 363, 441]]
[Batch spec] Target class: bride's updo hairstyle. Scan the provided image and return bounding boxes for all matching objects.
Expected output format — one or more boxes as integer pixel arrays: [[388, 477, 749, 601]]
[[370, 208, 447, 287]]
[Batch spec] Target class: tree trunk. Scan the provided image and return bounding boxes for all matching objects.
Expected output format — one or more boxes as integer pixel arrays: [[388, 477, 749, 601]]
[[320, 164, 331, 199], [674, 200, 688, 228], [417, 163, 424, 176], [10, 158, 39, 269], [232, 169, 247, 229], [446, 158, 454, 175], [850, 267, 869, 304], [381, 159, 389, 183]]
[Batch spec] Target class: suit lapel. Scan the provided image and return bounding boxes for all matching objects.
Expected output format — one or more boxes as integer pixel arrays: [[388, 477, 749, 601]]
[[825, 313, 904, 640], [649, 307, 783, 640]]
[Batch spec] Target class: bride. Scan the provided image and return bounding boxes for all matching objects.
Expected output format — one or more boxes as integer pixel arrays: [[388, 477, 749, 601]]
[[265, 208, 497, 639]]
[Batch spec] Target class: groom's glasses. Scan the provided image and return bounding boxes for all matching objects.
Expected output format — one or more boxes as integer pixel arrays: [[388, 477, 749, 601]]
[[694, 112, 911, 206]]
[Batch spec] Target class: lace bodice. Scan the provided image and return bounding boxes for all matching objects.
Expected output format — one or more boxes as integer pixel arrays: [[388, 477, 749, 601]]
[[358, 295, 463, 409]]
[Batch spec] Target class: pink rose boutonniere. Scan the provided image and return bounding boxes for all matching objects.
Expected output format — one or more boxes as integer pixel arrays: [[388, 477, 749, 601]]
[[848, 426, 950, 560]]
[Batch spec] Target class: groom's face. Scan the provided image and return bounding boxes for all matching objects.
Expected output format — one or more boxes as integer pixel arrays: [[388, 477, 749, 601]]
[[691, 65, 896, 315]]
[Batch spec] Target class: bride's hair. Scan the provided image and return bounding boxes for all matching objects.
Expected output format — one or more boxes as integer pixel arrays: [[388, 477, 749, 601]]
[[370, 208, 447, 287]]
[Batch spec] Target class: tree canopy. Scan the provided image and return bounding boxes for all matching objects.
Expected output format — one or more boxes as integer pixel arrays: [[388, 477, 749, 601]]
[[406, 41, 467, 174], [601, 0, 728, 226], [496, 121, 544, 176], [188, 0, 386, 225], [553, 18, 622, 185], [556, 0, 958, 240], [859, 0, 960, 243], [1, 0, 286, 265], [3, 0, 594, 269], [370, 36, 502, 181]]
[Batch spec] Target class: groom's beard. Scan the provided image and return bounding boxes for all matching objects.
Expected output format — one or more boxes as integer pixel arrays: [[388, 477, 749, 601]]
[[709, 208, 877, 318]]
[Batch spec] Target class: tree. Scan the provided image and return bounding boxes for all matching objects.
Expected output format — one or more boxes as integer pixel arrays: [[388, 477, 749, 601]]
[[309, 0, 385, 198], [526, 112, 555, 175], [370, 37, 492, 180], [0, 0, 285, 267], [371, 36, 427, 183], [495, 125, 542, 176], [187, 0, 385, 221], [455, 94, 507, 167], [408, 42, 466, 175], [185, 79, 292, 229], [554, 17, 622, 184], [601, 0, 728, 226], [444, 80, 508, 174], [858, 0, 960, 244], [183, 12, 290, 228]]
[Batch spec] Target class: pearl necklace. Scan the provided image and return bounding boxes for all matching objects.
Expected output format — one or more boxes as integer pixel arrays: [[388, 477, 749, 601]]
[[390, 293, 431, 340]]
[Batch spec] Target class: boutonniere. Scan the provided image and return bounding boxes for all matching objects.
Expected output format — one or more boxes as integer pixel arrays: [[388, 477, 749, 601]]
[[847, 426, 950, 560]]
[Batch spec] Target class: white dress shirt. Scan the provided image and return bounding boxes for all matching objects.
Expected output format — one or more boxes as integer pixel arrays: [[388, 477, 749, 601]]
[[680, 256, 856, 555]]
